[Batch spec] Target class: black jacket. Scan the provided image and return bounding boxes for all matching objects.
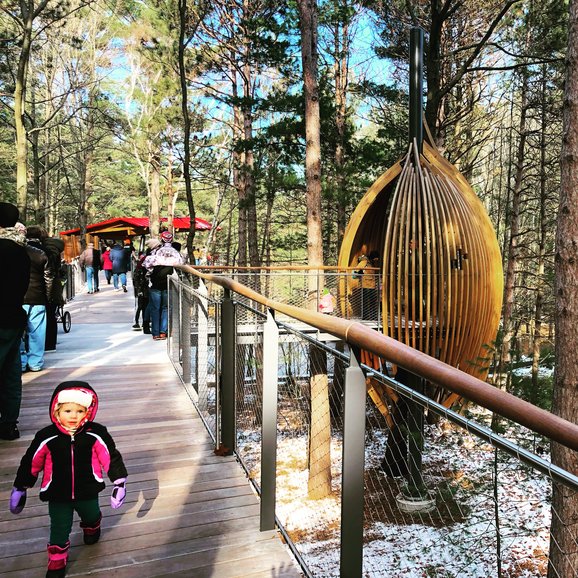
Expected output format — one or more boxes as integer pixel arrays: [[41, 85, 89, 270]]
[[110, 244, 131, 274], [23, 241, 53, 306], [0, 238, 30, 328]]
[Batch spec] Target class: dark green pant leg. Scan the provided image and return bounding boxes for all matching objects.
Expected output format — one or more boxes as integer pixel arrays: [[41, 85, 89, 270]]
[[48, 502, 75, 546], [49, 499, 101, 545], [74, 498, 101, 526]]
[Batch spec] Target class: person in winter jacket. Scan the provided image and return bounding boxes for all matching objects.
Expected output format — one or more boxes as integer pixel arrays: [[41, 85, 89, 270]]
[[10, 380, 128, 578], [78, 242, 98, 294], [0, 203, 30, 441], [142, 231, 183, 340], [100, 245, 113, 284], [132, 242, 157, 333], [21, 225, 54, 373], [43, 237, 66, 352], [109, 241, 131, 292]]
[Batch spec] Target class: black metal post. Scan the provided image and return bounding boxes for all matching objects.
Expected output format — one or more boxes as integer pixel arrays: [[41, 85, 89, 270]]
[[220, 289, 236, 456], [181, 282, 192, 387], [407, 374, 426, 495], [409, 27, 424, 154]]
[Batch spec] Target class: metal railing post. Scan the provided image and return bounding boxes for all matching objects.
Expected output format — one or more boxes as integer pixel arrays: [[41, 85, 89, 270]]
[[340, 349, 366, 578], [181, 282, 192, 386], [197, 281, 208, 394], [220, 288, 236, 455], [407, 373, 425, 493], [260, 309, 279, 531]]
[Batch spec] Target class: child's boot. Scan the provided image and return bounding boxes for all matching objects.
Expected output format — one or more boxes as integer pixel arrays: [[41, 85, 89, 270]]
[[46, 542, 69, 577], [80, 513, 102, 545]]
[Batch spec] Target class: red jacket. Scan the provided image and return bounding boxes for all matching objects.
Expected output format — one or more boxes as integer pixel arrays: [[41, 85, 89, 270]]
[[100, 248, 113, 271]]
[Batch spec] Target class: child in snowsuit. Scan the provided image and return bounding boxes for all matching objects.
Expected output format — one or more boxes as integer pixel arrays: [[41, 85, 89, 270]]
[[9, 381, 128, 578]]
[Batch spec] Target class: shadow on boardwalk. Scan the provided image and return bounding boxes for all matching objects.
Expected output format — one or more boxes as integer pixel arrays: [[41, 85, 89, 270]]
[[0, 281, 302, 577]]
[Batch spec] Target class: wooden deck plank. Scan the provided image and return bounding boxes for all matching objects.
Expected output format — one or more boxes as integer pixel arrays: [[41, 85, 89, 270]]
[[0, 281, 302, 577]]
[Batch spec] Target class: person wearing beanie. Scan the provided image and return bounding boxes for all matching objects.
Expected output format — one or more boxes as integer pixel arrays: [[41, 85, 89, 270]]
[[10, 381, 128, 578], [142, 229, 183, 340], [0, 203, 31, 441]]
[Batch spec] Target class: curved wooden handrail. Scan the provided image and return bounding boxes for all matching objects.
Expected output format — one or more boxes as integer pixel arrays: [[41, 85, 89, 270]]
[[178, 264, 578, 453]]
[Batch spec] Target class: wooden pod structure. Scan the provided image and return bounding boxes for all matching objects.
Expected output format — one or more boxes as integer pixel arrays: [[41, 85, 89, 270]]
[[338, 137, 503, 407]]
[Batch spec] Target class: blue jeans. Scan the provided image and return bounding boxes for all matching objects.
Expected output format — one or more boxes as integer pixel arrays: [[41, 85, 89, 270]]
[[21, 304, 47, 371], [149, 288, 168, 337], [112, 272, 127, 289], [0, 326, 25, 425], [85, 266, 95, 292]]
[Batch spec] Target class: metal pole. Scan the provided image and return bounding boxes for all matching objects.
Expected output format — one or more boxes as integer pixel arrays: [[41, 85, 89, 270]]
[[340, 349, 366, 578], [182, 282, 192, 386], [409, 27, 424, 154], [260, 310, 279, 531], [220, 289, 236, 455], [198, 281, 208, 395], [406, 372, 426, 495]]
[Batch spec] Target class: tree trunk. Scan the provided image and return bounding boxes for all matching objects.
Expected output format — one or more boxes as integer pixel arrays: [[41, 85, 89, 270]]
[[178, 0, 196, 261], [549, 1, 578, 575], [298, 0, 331, 500], [14, 9, 34, 219], [497, 72, 529, 394], [231, 64, 247, 267], [531, 69, 549, 401], [333, 6, 349, 251], [150, 153, 162, 238], [242, 4, 260, 271]]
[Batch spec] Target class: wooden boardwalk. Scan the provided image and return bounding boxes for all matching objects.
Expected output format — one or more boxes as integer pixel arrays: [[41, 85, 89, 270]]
[[0, 280, 302, 577]]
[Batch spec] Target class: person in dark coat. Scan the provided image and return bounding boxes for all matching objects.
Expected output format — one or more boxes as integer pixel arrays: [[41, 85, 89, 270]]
[[0, 203, 30, 440], [142, 231, 183, 340], [10, 381, 128, 577], [43, 237, 66, 352], [21, 225, 54, 373], [109, 241, 131, 292]]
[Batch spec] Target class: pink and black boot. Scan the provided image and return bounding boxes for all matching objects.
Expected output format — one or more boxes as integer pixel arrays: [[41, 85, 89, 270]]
[[46, 542, 69, 578], [80, 513, 102, 545]]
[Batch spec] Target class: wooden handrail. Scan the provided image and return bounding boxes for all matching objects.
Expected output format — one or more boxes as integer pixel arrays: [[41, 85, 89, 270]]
[[189, 264, 379, 272], [178, 265, 578, 453]]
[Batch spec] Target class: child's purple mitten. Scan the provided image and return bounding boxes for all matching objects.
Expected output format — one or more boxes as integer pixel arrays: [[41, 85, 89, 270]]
[[110, 479, 126, 509], [9, 488, 26, 514]]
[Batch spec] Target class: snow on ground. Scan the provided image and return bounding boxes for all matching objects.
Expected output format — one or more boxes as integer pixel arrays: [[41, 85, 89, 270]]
[[238, 407, 552, 578]]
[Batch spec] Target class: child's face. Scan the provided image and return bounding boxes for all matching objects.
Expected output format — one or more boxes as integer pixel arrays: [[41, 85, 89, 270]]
[[56, 402, 87, 430]]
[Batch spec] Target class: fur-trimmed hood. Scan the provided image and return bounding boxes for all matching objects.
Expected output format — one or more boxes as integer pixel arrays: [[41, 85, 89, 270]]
[[50, 381, 99, 434]]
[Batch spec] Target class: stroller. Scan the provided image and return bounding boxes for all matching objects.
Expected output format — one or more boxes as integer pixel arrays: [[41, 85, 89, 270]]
[[54, 277, 71, 333], [54, 303, 71, 333]]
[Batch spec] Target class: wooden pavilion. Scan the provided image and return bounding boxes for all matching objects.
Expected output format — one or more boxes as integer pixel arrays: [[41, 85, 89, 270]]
[[60, 216, 213, 261]]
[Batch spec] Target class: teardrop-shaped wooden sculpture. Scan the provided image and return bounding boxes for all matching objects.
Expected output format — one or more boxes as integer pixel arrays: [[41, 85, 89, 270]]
[[338, 135, 503, 408]]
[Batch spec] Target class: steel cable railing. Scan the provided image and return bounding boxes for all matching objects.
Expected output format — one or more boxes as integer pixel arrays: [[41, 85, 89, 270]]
[[168, 269, 578, 578]]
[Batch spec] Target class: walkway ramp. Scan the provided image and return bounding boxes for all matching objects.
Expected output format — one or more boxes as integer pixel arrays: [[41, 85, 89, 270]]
[[0, 282, 301, 577]]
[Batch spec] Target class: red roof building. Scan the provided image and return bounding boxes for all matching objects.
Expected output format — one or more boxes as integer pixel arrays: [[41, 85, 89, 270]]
[[60, 216, 213, 261]]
